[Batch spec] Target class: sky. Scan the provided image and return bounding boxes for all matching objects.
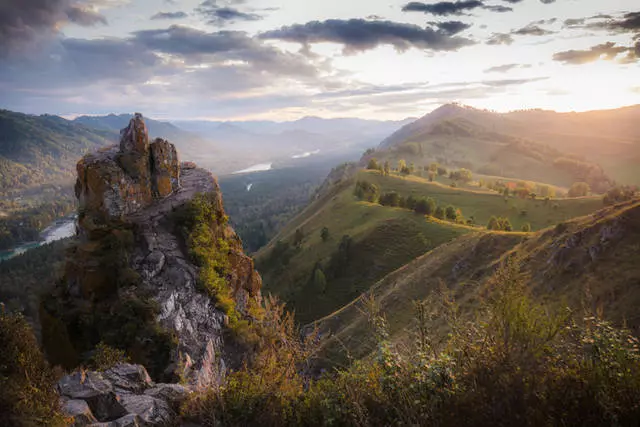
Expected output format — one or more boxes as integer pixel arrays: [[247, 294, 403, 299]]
[[0, 0, 638, 121]]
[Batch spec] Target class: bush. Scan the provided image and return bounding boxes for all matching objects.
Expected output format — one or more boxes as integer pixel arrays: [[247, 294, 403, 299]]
[[488, 216, 513, 231], [0, 310, 66, 427]]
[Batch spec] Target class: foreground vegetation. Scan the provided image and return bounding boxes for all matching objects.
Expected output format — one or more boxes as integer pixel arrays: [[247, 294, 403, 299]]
[[182, 260, 640, 426]]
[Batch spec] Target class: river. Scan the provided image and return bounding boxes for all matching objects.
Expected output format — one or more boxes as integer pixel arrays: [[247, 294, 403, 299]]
[[0, 216, 77, 263]]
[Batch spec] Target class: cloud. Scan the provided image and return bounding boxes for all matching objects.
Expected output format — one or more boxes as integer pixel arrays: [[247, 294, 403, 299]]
[[401, 1, 484, 16], [402, 1, 516, 16], [564, 12, 640, 34], [259, 19, 476, 53], [552, 42, 635, 65], [196, 0, 264, 25], [0, 0, 108, 56], [484, 63, 531, 73], [512, 24, 555, 36], [151, 11, 188, 20], [487, 33, 514, 45], [428, 21, 472, 36]]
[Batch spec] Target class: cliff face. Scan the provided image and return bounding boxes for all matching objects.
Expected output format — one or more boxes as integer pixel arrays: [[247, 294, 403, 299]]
[[43, 114, 261, 388]]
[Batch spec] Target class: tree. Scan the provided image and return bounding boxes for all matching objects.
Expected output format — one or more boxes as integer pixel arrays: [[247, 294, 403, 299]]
[[437, 166, 448, 176], [434, 206, 445, 219], [521, 223, 532, 232], [383, 161, 391, 176], [428, 172, 436, 182], [367, 158, 380, 171], [379, 192, 401, 207], [445, 205, 457, 220], [428, 162, 439, 173], [503, 187, 510, 197], [398, 159, 407, 172], [414, 197, 436, 215], [354, 181, 380, 203], [449, 168, 472, 182], [568, 182, 591, 198], [0, 310, 66, 427], [293, 228, 304, 247], [321, 226, 330, 242], [312, 266, 327, 294], [488, 216, 513, 231], [405, 195, 417, 210]]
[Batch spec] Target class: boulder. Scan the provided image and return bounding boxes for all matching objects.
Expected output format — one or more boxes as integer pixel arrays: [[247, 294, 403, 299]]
[[58, 371, 127, 421], [103, 364, 154, 394], [150, 138, 180, 198], [62, 398, 98, 426], [117, 394, 174, 425]]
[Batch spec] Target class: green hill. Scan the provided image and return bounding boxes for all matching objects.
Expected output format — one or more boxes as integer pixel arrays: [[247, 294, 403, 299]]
[[0, 110, 115, 190], [255, 166, 604, 325], [313, 198, 640, 366], [373, 103, 640, 190]]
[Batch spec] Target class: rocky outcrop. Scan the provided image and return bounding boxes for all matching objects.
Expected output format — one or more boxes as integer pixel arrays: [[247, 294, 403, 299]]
[[58, 364, 188, 426], [74, 113, 180, 237], [43, 114, 262, 390]]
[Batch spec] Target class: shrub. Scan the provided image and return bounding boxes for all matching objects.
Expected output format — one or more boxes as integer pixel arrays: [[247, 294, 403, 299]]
[[0, 310, 66, 427]]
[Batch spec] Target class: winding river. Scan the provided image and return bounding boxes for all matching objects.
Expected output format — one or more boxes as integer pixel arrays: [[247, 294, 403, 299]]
[[0, 216, 77, 263]]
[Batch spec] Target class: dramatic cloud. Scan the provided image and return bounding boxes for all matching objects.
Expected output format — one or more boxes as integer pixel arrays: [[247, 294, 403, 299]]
[[563, 12, 640, 34], [259, 19, 476, 53], [484, 63, 532, 73], [196, 0, 263, 25], [486, 21, 555, 45], [0, 0, 108, 56], [151, 11, 188, 20], [402, 1, 515, 16], [552, 42, 636, 65]]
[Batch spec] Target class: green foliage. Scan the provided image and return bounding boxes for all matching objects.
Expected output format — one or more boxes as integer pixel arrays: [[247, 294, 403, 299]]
[[354, 180, 380, 203], [0, 310, 66, 427], [603, 185, 638, 205], [521, 222, 532, 232], [293, 228, 304, 248], [320, 226, 330, 242], [445, 205, 457, 220], [382, 161, 391, 176], [449, 168, 473, 182], [379, 191, 401, 207], [182, 260, 640, 427], [414, 197, 436, 215], [568, 182, 591, 198], [176, 192, 235, 317], [366, 158, 380, 171], [90, 342, 130, 371], [434, 206, 445, 219], [488, 216, 513, 231]]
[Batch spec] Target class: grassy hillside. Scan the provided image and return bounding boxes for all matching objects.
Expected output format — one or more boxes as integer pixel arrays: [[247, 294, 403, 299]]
[[361, 170, 603, 231], [375, 103, 640, 190], [255, 167, 604, 324], [314, 198, 640, 367]]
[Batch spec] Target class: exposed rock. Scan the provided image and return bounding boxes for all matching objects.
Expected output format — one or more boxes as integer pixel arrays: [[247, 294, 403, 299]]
[[59, 364, 186, 426], [46, 113, 262, 391], [62, 398, 98, 426], [58, 371, 127, 422]]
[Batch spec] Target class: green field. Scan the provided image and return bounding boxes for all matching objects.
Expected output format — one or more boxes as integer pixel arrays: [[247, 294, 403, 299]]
[[360, 170, 603, 232]]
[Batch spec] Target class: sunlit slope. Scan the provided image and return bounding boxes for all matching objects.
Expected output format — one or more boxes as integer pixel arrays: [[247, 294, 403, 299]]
[[361, 170, 603, 231], [256, 168, 604, 325], [373, 103, 640, 189], [255, 174, 472, 324], [314, 198, 640, 367]]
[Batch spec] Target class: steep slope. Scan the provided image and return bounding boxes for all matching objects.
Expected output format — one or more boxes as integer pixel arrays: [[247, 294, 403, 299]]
[[41, 114, 262, 386], [0, 109, 115, 190], [255, 167, 602, 325], [314, 198, 640, 366]]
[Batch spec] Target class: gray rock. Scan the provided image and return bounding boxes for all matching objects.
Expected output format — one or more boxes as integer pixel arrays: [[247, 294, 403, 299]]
[[58, 371, 127, 421], [89, 414, 141, 427], [118, 393, 174, 425], [144, 383, 190, 406], [104, 364, 154, 394], [62, 398, 98, 426]]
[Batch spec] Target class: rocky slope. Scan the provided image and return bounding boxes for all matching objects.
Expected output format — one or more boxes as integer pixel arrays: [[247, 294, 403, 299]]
[[41, 114, 262, 390]]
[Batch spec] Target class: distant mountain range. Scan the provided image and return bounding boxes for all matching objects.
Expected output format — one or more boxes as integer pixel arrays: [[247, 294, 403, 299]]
[[379, 103, 640, 186]]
